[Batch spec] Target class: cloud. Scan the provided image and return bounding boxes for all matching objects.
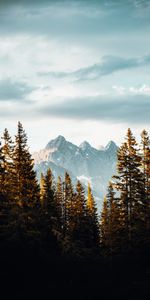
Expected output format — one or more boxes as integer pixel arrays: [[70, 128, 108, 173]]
[[73, 55, 150, 81], [0, 78, 35, 101], [0, 88, 149, 125], [38, 94, 150, 124], [40, 54, 150, 81], [0, 0, 150, 38]]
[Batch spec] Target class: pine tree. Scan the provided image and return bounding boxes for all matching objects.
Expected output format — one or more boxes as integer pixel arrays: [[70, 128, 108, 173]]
[[72, 180, 88, 250], [100, 196, 109, 252], [55, 176, 64, 232], [0, 130, 16, 244], [1, 129, 14, 202], [101, 182, 120, 254], [86, 183, 99, 249], [12, 122, 40, 245], [0, 141, 8, 243], [40, 172, 45, 205], [113, 129, 142, 251], [140, 130, 150, 249], [63, 172, 74, 236], [40, 169, 62, 236], [13, 121, 40, 207], [0, 141, 5, 200], [39, 168, 60, 252]]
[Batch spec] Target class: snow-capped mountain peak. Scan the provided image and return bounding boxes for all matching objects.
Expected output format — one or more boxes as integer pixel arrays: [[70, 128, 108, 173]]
[[79, 141, 92, 151], [33, 136, 118, 209], [45, 135, 66, 150], [105, 140, 118, 152]]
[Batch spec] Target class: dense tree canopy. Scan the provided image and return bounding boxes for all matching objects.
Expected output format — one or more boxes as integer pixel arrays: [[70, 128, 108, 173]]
[[0, 124, 149, 258]]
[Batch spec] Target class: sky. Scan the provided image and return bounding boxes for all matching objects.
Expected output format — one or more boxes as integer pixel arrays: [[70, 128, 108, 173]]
[[0, 0, 150, 151]]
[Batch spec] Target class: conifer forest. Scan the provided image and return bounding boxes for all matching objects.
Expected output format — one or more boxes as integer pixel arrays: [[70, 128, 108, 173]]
[[0, 122, 149, 299]]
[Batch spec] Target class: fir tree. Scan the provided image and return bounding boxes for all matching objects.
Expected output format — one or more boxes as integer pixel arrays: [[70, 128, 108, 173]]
[[101, 182, 120, 254], [40, 172, 45, 205], [41, 168, 56, 220], [100, 196, 109, 252], [86, 183, 99, 249], [140, 130, 150, 249], [0, 141, 5, 200], [0, 141, 8, 243], [72, 180, 88, 250], [63, 172, 74, 237], [13, 121, 40, 207], [55, 176, 64, 231], [39, 168, 60, 252], [12, 122, 40, 244], [1, 129, 14, 202], [114, 129, 142, 251]]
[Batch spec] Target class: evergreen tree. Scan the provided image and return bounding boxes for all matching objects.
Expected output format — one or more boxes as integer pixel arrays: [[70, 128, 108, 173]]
[[39, 168, 60, 252], [63, 172, 74, 237], [0, 141, 5, 200], [1, 129, 14, 202], [41, 168, 56, 221], [12, 122, 40, 245], [100, 182, 120, 254], [114, 129, 142, 251], [86, 183, 99, 249], [0, 130, 15, 244], [40, 172, 45, 205], [55, 176, 64, 231], [13, 121, 40, 207], [0, 141, 8, 243], [140, 130, 150, 249], [72, 180, 88, 250], [100, 196, 109, 252]]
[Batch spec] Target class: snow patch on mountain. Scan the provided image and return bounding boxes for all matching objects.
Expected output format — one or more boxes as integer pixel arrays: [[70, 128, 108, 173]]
[[33, 135, 118, 209]]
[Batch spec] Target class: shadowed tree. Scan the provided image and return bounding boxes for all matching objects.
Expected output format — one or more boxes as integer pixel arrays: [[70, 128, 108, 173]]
[[86, 183, 100, 249], [12, 122, 40, 245], [113, 129, 142, 251], [140, 130, 150, 249]]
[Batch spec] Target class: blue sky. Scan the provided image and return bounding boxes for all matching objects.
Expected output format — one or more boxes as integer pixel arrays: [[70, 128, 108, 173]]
[[0, 0, 150, 150]]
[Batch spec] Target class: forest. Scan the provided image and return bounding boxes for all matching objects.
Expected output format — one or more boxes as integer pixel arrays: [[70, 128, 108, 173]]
[[0, 122, 150, 299]]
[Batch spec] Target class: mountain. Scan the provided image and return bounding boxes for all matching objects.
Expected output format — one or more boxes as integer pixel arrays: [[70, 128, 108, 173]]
[[33, 136, 118, 209]]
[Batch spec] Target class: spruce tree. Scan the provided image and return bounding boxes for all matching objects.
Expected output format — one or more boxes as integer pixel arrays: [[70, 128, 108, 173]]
[[63, 172, 74, 237], [1, 129, 14, 202], [0, 130, 16, 244], [0, 141, 8, 243], [113, 129, 142, 251], [12, 122, 40, 244], [39, 168, 60, 252], [0, 141, 5, 200], [140, 130, 150, 249], [55, 176, 64, 232], [40, 172, 45, 205], [101, 182, 120, 254], [13, 121, 40, 207], [72, 180, 88, 251], [41, 168, 56, 223], [100, 196, 109, 252], [86, 183, 99, 249]]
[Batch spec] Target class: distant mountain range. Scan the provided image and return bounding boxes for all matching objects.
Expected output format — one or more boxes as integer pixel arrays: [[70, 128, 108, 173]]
[[33, 136, 118, 209]]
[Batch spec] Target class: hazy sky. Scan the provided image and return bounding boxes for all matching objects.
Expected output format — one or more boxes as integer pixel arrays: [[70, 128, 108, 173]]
[[0, 0, 150, 151]]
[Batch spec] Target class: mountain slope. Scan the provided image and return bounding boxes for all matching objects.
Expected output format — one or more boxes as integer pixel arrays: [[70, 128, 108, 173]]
[[33, 136, 118, 208]]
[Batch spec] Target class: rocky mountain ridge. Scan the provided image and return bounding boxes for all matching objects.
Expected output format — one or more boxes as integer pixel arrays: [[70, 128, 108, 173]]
[[33, 135, 118, 208]]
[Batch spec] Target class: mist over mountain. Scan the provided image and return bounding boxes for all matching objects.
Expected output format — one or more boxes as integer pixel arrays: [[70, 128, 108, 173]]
[[33, 136, 118, 208]]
